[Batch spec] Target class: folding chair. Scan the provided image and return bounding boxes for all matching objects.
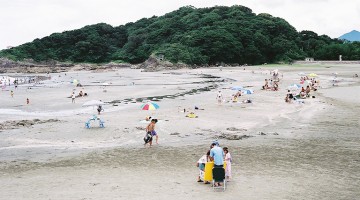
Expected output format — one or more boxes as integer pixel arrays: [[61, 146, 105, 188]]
[[99, 120, 105, 128], [85, 121, 91, 129], [212, 167, 226, 191]]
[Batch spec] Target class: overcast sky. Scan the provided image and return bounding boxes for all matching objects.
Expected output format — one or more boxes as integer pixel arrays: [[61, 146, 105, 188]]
[[0, 0, 359, 50]]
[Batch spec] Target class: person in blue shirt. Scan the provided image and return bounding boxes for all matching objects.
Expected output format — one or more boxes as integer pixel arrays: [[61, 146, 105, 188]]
[[210, 142, 225, 186], [210, 142, 224, 167]]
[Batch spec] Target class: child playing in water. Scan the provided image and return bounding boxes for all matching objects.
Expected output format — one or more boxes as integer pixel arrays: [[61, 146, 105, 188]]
[[223, 147, 232, 180]]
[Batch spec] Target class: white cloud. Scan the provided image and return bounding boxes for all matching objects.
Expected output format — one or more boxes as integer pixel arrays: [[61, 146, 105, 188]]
[[0, 0, 359, 50]]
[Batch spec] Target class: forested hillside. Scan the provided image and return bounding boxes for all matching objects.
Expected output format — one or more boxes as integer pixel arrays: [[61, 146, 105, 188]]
[[1, 5, 359, 65]]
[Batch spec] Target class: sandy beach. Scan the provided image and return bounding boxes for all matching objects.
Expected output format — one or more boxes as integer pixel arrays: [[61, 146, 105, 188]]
[[1, 64, 360, 200]]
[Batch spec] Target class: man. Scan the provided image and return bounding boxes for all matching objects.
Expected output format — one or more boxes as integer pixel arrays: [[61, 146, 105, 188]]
[[209, 142, 225, 186]]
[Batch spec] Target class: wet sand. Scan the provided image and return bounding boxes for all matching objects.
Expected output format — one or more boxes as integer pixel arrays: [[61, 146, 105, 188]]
[[0, 64, 359, 199]]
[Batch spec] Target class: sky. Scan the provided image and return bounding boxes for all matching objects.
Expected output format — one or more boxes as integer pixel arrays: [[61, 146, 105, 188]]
[[0, 0, 359, 50]]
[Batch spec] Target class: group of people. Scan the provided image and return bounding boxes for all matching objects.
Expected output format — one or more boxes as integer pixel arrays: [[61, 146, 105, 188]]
[[285, 77, 320, 103], [70, 90, 88, 103], [196, 142, 232, 186], [262, 79, 279, 91]]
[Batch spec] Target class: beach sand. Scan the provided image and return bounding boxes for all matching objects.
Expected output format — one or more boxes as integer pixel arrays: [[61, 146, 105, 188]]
[[0, 64, 359, 199]]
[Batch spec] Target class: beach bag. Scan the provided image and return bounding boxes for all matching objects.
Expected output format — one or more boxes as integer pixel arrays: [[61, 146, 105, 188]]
[[144, 131, 153, 144]]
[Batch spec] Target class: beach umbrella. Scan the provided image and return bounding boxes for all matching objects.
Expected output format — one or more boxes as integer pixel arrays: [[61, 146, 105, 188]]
[[82, 100, 106, 107], [309, 73, 318, 77], [231, 86, 243, 90], [242, 89, 254, 94], [141, 102, 159, 110], [72, 79, 79, 86]]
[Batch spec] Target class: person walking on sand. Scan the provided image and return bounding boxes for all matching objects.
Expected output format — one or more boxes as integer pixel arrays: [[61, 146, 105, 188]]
[[26, 98, 29, 105], [71, 92, 76, 103], [10, 90, 14, 98], [145, 119, 158, 146], [216, 91, 223, 104]]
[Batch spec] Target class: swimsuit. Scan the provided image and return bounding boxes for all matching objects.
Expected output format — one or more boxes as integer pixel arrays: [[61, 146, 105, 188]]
[[151, 130, 157, 136]]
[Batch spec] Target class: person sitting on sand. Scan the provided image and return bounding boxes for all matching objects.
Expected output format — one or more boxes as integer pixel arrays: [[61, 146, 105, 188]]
[[145, 116, 152, 121], [287, 90, 294, 99], [305, 85, 311, 97], [232, 95, 238, 103], [79, 91, 83, 97], [196, 150, 211, 184], [300, 91, 306, 99], [285, 94, 291, 103], [264, 79, 269, 89], [145, 119, 158, 146], [272, 81, 279, 91]]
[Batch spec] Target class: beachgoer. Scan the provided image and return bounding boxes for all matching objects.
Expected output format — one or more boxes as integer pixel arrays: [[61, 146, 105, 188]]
[[10, 90, 14, 98], [210, 142, 225, 186], [216, 91, 223, 104], [71, 92, 76, 103], [232, 95, 238, 102], [264, 79, 269, 89], [196, 150, 211, 184], [145, 119, 158, 146], [223, 147, 232, 180], [79, 91, 83, 97], [97, 105, 103, 115], [287, 90, 294, 99], [305, 86, 311, 97], [26, 98, 29, 105]]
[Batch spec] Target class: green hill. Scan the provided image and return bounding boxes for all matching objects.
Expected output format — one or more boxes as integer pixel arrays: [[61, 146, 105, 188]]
[[1, 5, 359, 64]]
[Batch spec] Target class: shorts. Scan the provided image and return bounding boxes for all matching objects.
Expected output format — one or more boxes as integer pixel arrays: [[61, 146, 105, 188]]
[[151, 130, 157, 136]]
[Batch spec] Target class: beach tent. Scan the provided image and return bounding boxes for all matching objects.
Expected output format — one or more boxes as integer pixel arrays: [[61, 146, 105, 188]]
[[241, 89, 254, 94], [141, 102, 159, 110]]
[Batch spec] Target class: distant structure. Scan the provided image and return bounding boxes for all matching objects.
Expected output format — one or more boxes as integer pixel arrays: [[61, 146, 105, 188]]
[[339, 55, 342, 61], [155, 52, 164, 61], [305, 57, 314, 62]]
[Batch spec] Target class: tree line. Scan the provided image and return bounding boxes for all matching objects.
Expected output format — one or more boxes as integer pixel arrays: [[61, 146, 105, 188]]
[[1, 5, 359, 65]]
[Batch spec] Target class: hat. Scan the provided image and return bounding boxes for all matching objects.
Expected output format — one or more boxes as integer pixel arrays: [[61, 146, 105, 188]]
[[211, 141, 219, 146]]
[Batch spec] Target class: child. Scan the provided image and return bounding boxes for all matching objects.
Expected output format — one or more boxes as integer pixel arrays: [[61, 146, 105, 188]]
[[223, 147, 232, 180], [145, 119, 158, 146], [196, 150, 210, 184]]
